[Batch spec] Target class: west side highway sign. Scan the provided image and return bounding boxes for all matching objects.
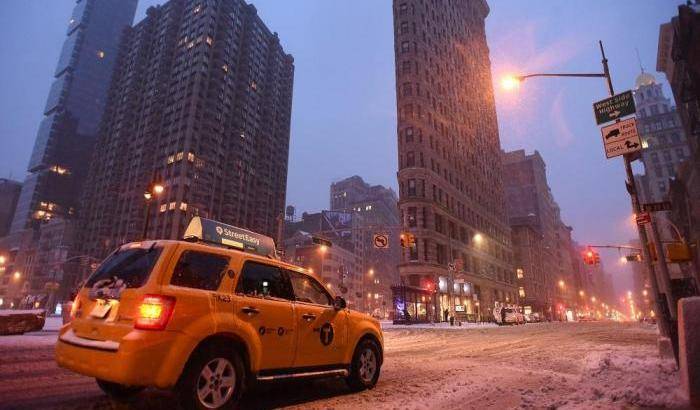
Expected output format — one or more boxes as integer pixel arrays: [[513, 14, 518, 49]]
[[600, 117, 642, 158], [593, 90, 636, 125]]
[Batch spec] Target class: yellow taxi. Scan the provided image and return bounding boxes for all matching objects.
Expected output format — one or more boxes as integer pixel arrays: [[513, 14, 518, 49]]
[[55, 217, 383, 409]]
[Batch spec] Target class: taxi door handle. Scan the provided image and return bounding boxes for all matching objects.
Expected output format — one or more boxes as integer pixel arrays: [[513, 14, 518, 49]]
[[301, 313, 316, 322], [242, 306, 259, 315]]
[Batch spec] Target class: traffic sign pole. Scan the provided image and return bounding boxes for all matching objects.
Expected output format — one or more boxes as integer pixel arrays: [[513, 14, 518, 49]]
[[599, 40, 674, 343]]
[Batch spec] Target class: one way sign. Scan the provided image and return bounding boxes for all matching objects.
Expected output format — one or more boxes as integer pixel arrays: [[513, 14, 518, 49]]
[[600, 118, 642, 159]]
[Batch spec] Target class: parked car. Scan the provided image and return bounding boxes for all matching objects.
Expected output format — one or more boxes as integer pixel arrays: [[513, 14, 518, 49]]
[[493, 306, 524, 325]]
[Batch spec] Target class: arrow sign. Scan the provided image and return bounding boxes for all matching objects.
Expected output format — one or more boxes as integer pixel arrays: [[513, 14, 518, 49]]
[[593, 90, 636, 125], [600, 117, 642, 159]]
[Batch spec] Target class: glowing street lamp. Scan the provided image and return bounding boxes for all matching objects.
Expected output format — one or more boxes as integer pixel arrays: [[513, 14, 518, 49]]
[[319, 245, 328, 253], [13, 271, 21, 281], [473, 233, 484, 245], [579, 290, 585, 297], [501, 75, 521, 91], [142, 181, 165, 239], [591, 296, 597, 303], [558, 280, 565, 288], [0, 255, 5, 265], [368, 269, 374, 277]]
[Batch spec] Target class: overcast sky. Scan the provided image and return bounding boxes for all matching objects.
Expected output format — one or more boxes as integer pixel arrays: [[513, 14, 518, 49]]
[[0, 0, 683, 296]]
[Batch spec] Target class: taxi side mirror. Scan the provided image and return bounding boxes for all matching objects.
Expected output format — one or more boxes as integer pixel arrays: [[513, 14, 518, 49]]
[[333, 296, 347, 310]]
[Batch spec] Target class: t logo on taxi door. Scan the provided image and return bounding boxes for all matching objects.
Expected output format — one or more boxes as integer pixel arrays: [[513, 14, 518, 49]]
[[320, 323, 334, 346]]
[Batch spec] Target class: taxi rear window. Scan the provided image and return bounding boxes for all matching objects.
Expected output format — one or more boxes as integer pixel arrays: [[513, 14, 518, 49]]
[[85, 247, 162, 289]]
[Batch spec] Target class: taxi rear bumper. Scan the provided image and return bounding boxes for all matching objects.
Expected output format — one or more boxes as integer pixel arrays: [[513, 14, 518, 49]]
[[55, 326, 195, 389]]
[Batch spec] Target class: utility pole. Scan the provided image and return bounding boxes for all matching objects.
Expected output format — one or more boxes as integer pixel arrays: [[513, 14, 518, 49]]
[[599, 41, 675, 343]]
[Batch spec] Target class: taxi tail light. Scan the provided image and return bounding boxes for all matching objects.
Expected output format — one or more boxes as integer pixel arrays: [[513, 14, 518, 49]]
[[135, 295, 176, 331], [70, 295, 81, 320]]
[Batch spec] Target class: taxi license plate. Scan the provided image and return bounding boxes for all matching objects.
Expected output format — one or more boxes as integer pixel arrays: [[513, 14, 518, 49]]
[[90, 299, 112, 318]]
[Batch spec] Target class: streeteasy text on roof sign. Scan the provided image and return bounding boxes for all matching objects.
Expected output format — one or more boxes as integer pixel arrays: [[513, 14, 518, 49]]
[[593, 90, 636, 125], [183, 217, 278, 259]]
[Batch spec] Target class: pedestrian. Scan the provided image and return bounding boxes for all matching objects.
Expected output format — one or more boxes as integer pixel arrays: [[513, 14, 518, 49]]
[[443, 308, 449, 322], [501, 306, 506, 324]]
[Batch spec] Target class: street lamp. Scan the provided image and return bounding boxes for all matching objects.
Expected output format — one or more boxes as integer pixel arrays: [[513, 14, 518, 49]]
[[13, 271, 21, 281], [473, 233, 484, 245], [591, 296, 597, 303], [0, 255, 5, 265], [579, 290, 585, 297], [142, 181, 165, 239], [558, 280, 565, 289]]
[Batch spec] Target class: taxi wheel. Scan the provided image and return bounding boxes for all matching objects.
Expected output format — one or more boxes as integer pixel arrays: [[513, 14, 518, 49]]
[[96, 379, 144, 402], [346, 339, 381, 391], [178, 346, 244, 410]]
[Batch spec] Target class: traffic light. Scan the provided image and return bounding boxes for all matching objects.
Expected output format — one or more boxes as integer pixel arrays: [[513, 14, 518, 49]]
[[593, 252, 601, 265], [400, 232, 416, 248], [583, 249, 595, 265]]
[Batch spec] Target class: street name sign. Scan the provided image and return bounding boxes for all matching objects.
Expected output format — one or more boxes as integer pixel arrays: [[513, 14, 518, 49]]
[[642, 202, 673, 213], [600, 117, 642, 158], [593, 90, 636, 125]]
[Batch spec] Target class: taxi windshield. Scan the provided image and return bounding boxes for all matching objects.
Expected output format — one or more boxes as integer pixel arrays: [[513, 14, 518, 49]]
[[85, 247, 162, 290]]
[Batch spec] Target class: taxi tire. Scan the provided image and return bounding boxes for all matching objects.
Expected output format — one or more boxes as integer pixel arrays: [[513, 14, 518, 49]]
[[177, 345, 245, 410], [95, 379, 144, 402], [346, 339, 381, 391]]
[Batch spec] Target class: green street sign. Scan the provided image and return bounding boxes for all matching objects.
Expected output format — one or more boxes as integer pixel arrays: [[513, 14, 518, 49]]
[[593, 90, 636, 125]]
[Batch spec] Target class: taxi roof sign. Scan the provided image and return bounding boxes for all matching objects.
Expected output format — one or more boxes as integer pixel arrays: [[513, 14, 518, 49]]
[[184, 217, 278, 259]]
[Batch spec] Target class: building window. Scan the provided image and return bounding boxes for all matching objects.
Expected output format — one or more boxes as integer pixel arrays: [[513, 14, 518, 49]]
[[97, 50, 105, 59], [434, 213, 444, 234], [407, 179, 417, 196], [516, 268, 524, 279], [400, 21, 409, 34], [406, 151, 415, 167], [405, 127, 414, 142], [409, 242, 418, 261], [675, 148, 685, 159], [401, 41, 410, 53], [519, 287, 525, 298], [407, 207, 417, 227]]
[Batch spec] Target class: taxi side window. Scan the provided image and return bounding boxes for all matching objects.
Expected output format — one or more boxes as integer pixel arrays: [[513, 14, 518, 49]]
[[287, 271, 332, 306], [170, 250, 230, 291], [236, 261, 293, 300]]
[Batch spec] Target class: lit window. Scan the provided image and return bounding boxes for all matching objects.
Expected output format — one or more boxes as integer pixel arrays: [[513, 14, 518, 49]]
[[516, 268, 524, 279], [167, 155, 175, 164], [176, 152, 184, 161], [160, 204, 167, 213], [97, 50, 105, 59], [180, 202, 188, 211], [168, 202, 176, 210], [194, 4, 201, 13], [187, 41, 195, 49], [518, 287, 525, 298], [222, 64, 229, 73], [187, 152, 195, 162], [206, 36, 213, 46], [250, 81, 257, 91]]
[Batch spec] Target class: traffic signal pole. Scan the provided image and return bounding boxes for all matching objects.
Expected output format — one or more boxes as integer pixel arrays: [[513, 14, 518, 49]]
[[599, 41, 675, 341]]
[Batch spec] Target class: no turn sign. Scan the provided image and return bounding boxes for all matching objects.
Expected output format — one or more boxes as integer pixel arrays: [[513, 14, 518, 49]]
[[373, 234, 389, 249]]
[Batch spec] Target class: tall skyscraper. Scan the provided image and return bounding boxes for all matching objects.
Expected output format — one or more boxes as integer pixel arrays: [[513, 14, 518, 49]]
[[393, 0, 515, 322], [0, 0, 137, 307], [80, 0, 294, 260], [9, 0, 138, 234], [632, 72, 689, 203]]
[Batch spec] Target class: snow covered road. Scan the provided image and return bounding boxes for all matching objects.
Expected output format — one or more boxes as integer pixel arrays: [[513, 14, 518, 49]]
[[0, 321, 688, 409]]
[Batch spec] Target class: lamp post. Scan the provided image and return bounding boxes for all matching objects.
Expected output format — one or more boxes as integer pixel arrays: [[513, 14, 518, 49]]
[[142, 182, 164, 239], [501, 41, 673, 343]]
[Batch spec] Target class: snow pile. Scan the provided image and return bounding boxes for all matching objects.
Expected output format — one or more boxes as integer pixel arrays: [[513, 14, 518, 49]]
[[558, 346, 687, 409]]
